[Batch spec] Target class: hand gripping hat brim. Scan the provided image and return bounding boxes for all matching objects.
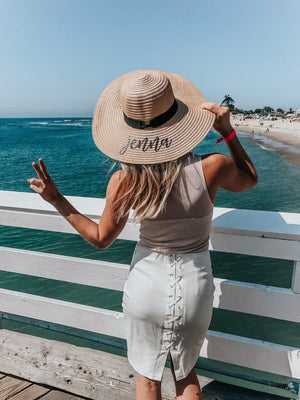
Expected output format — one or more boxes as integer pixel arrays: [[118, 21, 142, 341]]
[[92, 69, 215, 164]]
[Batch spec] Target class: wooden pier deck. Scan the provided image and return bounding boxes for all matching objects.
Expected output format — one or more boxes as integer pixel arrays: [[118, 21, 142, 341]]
[[0, 373, 88, 400], [0, 371, 288, 400]]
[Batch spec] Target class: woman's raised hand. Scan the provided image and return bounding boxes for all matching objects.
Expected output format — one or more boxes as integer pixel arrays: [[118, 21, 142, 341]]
[[200, 102, 233, 138], [27, 159, 61, 204]]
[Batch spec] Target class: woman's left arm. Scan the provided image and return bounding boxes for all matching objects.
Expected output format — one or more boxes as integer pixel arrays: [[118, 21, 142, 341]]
[[28, 159, 128, 249]]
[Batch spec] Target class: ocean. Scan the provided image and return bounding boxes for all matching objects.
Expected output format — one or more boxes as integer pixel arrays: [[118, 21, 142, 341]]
[[0, 118, 299, 387]]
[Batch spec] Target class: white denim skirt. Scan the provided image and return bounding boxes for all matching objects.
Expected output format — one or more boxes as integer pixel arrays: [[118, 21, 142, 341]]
[[122, 243, 215, 381]]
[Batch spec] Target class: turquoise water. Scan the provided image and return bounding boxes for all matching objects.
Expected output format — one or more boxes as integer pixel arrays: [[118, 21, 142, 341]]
[[0, 118, 299, 390]]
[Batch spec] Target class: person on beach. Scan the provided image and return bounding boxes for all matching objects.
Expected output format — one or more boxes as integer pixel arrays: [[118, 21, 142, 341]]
[[28, 70, 258, 400]]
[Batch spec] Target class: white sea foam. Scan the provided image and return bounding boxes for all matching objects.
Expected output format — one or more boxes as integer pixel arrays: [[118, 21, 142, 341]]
[[52, 123, 83, 126], [257, 144, 275, 152]]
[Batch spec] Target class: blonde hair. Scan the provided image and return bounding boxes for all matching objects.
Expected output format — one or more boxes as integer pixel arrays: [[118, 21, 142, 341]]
[[111, 158, 184, 223]]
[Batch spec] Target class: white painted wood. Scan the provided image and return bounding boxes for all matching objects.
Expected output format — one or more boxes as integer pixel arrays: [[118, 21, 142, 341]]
[[0, 190, 107, 216], [202, 330, 300, 379], [1, 209, 300, 260], [211, 207, 300, 240], [209, 232, 300, 260], [1, 190, 300, 240], [1, 247, 299, 322], [213, 278, 300, 322], [0, 289, 299, 378], [1, 191, 300, 241], [292, 260, 300, 294], [0, 247, 129, 292], [0, 329, 186, 400], [0, 288, 126, 339], [0, 209, 140, 242]]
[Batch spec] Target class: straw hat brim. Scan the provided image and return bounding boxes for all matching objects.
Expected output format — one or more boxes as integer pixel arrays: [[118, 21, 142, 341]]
[[92, 70, 215, 164]]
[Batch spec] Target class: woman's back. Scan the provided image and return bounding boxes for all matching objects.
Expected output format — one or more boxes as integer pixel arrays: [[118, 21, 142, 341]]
[[139, 153, 213, 254]]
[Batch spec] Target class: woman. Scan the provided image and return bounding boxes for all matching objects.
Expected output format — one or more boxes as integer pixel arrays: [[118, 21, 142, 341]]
[[28, 70, 258, 400]]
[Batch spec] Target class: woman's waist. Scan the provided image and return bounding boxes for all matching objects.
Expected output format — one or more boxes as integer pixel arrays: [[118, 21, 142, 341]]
[[139, 218, 211, 254]]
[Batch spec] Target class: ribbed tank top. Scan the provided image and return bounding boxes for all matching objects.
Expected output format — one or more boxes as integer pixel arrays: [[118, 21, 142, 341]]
[[139, 153, 214, 254]]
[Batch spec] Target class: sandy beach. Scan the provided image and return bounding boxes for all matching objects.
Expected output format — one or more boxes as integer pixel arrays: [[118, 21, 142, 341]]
[[231, 116, 300, 166]]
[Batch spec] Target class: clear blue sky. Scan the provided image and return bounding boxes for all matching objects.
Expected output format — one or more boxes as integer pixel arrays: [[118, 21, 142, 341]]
[[0, 0, 299, 117]]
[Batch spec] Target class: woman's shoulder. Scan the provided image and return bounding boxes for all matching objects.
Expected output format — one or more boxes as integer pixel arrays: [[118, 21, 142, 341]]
[[186, 152, 228, 169], [106, 169, 125, 196], [201, 152, 230, 170]]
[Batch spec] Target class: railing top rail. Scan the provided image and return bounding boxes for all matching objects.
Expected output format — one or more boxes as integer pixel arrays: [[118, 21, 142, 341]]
[[1, 190, 300, 242]]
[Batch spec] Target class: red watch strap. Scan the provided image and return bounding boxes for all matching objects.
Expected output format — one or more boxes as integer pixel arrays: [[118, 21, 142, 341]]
[[216, 130, 236, 144]]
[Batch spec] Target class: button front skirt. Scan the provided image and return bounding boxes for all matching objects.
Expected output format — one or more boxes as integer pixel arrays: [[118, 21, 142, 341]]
[[122, 244, 214, 381]]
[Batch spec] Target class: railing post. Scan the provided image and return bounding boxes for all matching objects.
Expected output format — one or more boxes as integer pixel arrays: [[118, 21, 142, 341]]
[[292, 260, 300, 293], [0, 312, 3, 329]]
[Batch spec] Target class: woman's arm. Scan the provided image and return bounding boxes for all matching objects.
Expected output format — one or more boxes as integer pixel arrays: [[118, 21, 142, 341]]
[[200, 103, 258, 200], [28, 159, 128, 249]]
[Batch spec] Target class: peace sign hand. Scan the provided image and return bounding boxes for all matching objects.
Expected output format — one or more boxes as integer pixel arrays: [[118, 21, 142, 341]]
[[27, 158, 61, 204]]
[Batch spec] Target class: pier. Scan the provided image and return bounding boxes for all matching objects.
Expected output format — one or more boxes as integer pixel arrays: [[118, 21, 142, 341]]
[[0, 190, 299, 399]]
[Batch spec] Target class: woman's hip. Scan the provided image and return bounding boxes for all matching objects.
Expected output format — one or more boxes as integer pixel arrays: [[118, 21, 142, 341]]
[[122, 244, 214, 325]]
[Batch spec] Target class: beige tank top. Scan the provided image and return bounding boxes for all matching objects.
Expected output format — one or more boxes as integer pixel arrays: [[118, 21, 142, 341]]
[[139, 153, 213, 254]]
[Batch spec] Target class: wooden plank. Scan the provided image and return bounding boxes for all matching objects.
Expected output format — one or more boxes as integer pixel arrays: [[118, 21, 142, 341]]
[[213, 278, 300, 322], [292, 260, 300, 293], [38, 390, 84, 400], [209, 232, 300, 260], [8, 384, 50, 400], [1, 191, 300, 241], [0, 246, 129, 292], [1, 247, 299, 322], [0, 288, 126, 340], [1, 207, 299, 259], [0, 191, 107, 216], [1, 191, 300, 261], [202, 330, 300, 379], [0, 376, 31, 400], [0, 329, 182, 400], [211, 207, 300, 241], [0, 282, 299, 380]]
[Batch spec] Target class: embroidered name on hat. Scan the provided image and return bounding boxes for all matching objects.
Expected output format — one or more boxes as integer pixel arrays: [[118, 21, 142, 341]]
[[120, 136, 172, 155]]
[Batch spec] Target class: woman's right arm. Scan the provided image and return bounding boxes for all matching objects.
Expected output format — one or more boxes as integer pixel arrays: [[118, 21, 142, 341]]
[[28, 159, 129, 249], [200, 103, 258, 198]]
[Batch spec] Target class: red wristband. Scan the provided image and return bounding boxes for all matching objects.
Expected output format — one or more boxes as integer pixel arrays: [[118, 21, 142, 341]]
[[216, 130, 236, 144]]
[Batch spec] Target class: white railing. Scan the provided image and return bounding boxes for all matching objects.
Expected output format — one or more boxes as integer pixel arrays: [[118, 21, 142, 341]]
[[0, 190, 299, 382]]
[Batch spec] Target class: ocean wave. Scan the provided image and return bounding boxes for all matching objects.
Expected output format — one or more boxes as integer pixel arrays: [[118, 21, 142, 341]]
[[257, 144, 275, 152], [58, 123, 83, 126], [28, 122, 48, 125]]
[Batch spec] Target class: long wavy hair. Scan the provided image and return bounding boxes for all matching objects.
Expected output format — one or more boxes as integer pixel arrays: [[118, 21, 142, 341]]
[[111, 158, 184, 223]]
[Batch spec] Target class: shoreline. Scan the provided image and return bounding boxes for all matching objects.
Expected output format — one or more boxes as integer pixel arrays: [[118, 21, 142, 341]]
[[231, 117, 300, 167]]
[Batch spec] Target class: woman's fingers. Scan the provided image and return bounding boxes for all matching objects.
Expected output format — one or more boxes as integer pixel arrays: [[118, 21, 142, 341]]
[[39, 158, 50, 179], [32, 158, 49, 180], [32, 161, 44, 179], [201, 102, 232, 137], [29, 184, 43, 193], [27, 178, 45, 187], [28, 178, 45, 193], [200, 102, 220, 114], [201, 102, 229, 117]]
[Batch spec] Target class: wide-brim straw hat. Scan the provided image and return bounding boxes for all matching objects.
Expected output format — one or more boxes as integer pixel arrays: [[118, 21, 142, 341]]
[[92, 69, 215, 164]]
